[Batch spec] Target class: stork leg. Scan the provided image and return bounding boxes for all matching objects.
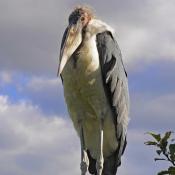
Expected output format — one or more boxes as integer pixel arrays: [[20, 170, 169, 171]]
[[80, 124, 89, 175], [96, 118, 104, 175]]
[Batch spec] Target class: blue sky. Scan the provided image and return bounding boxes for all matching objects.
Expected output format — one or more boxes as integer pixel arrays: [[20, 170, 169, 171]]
[[0, 0, 175, 175]]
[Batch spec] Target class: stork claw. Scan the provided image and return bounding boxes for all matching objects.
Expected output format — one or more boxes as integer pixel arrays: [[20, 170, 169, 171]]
[[80, 160, 88, 175], [96, 157, 104, 175], [96, 118, 104, 175], [80, 125, 89, 175]]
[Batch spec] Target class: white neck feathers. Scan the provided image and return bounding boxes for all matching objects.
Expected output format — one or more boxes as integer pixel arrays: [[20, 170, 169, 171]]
[[86, 19, 114, 37]]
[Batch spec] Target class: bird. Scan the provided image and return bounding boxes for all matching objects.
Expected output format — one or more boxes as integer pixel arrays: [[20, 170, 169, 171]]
[[57, 6, 129, 175]]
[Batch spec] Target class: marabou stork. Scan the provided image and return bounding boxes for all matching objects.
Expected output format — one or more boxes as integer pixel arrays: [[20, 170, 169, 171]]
[[57, 6, 129, 175]]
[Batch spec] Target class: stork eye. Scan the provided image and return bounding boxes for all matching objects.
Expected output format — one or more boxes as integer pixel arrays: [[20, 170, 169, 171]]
[[81, 17, 85, 21]]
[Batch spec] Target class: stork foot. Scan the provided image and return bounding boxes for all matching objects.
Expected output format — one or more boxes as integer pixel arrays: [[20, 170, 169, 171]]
[[96, 156, 104, 175], [96, 118, 104, 175], [80, 150, 89, 175], [80, 161, 88, 175]]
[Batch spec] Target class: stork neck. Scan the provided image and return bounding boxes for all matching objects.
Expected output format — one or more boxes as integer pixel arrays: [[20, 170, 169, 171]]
[[86, 19, 114, 37]]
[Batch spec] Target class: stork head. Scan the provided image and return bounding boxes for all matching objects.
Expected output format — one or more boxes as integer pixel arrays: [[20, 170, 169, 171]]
[[57, 6, 94, 76]]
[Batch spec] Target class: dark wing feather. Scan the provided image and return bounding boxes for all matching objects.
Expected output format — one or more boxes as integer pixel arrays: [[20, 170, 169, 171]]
[[96, 31, 129, 167]]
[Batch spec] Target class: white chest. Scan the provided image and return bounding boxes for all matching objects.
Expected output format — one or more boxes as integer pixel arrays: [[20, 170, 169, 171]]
[[61, 34, 118, 158], [62, 36, 99, 80]]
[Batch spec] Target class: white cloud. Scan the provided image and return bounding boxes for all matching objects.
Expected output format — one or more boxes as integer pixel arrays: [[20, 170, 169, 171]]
[[130, 92, 175, 131], [26, 76, 61, 92], [0, 71, 12, 86], [114, 0, 175, 69], [0, 95, 80, 175], [0, 0, 175, 174], [0, 95, 170, 175], [146, 93, 175, 122], [23, 76, 66, 115], [0, 96, 8, 112], [0, 0, 175, 74], [0, 72, 66, 115]]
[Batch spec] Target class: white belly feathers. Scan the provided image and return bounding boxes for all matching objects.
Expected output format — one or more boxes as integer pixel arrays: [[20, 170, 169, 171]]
[[61, 34, 118, 159]]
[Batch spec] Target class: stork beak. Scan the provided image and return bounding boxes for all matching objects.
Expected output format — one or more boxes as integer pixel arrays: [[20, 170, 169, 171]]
[[57, 21, 82, 76]]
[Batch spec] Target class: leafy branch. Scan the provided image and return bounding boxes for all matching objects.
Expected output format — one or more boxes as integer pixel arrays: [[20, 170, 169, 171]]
[[145, 131, 175, 175]]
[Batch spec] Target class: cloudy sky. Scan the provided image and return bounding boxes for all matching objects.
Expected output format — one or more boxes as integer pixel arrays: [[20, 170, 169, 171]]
[[0, 0, 175, 174]]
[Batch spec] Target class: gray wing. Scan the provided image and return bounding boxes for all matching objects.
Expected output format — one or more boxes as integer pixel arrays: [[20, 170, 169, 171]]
[[96, 31, 129, 166]]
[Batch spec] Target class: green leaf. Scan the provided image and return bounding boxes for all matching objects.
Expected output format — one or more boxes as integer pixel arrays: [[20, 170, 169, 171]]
[[162, 131, 172, 142], [157, 168, 175, 175], [158, 170, 171, 175], [147, 132, 161, 142], [168, 166, 175, 171], [169, 144, 175, 154], [160, 140, 168, 153], [144, 141, 157, 146], [170, 154, 175, 162], [168, 166, 175, 174]]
